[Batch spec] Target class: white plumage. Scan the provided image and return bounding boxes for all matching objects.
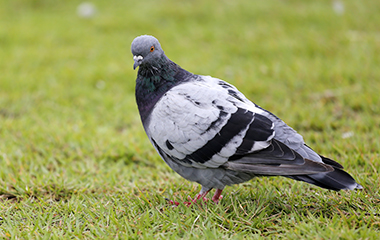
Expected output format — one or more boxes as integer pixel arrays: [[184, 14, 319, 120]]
[[147, 76, 273, 169]]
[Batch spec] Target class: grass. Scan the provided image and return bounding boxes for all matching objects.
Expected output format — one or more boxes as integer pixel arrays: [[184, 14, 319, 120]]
[[0, 0, 379, 238]]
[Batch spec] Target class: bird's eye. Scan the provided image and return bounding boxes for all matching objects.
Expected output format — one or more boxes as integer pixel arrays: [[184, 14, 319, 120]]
[[150, 46, 155, 52]]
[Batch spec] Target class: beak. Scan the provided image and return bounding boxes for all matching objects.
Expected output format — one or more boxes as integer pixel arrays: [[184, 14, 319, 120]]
[[133, 55, 143, 70]]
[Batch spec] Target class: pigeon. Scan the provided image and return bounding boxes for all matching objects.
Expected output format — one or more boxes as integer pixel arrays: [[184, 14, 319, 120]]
[[131, 35, 362, 205]]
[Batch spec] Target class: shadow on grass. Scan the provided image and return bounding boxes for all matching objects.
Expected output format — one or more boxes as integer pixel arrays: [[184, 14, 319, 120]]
[[0, 109, 21, 119], [0, 193, 18, 203]]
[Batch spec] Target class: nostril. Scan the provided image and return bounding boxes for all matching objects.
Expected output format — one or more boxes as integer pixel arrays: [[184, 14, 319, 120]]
[[133, 55, 144, 61]]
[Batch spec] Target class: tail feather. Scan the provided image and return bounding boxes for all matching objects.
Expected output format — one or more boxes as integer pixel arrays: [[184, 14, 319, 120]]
[[286, 167, 363, 190]]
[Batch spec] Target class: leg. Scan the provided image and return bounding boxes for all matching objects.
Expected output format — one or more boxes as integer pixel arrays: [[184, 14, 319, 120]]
[[211, 189, 223, 204]]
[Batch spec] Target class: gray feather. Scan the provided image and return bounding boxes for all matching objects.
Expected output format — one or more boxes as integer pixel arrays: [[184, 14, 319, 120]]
[[132, 35, 363, 198], [225, 159, 334, 176]]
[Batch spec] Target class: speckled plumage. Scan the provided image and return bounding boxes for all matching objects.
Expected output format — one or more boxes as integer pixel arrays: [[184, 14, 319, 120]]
[[131, 35, 362, 204]]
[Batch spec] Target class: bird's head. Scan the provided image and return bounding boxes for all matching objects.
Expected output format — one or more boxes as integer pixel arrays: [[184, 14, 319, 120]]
[[131, 35, 164, 70]]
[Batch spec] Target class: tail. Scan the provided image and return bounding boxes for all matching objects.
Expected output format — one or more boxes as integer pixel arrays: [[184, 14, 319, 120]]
[[285, 156, 363, 190]]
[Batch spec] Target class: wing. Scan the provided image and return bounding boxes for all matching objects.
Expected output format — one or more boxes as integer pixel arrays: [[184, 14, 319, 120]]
[[143, 76, 358, 189], [146, 76, 328, 174], [225, 139, 333, 175], [212, 77, 323, 163], [146, 77, 275, 169]]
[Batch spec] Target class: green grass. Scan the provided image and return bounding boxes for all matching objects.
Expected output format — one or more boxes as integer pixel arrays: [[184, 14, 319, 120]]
[[1, 0, 379, 238]]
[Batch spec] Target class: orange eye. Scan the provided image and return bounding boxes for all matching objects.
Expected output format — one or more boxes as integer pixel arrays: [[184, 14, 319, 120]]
[[150, 46, 155, 52]]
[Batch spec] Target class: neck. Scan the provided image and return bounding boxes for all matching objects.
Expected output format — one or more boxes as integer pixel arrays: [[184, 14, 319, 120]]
[[137, 55, 178, 92], [135, 56, 194, 124]]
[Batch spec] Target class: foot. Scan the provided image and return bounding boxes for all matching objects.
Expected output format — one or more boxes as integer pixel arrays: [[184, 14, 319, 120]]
[[184, 191, 210, 206], [165, 193, 207, 207], [184, 188, 224, 206], [166, 188, 223, 206], [165, 198, 179, 206]]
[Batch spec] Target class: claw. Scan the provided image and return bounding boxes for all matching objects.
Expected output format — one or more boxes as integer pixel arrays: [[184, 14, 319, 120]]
[[165, 188, 223, 207], [165, 198, 179, 206], [169, 200, 180, 206], [184, 188, 224, 206]]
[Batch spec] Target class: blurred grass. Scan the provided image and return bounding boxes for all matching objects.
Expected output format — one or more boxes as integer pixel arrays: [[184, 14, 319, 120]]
[[0, 0, 379, 239]]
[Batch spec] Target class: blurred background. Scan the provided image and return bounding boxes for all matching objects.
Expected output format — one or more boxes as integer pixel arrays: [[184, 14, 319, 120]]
[[0, 1, 379, 237], [0, 0, 379, 195]]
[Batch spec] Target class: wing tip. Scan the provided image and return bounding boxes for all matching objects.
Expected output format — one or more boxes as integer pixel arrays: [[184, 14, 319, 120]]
[[345, 182, 363, 190]]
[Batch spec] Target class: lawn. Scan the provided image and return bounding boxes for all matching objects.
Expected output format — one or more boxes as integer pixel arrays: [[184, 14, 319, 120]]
[[0, 0, 379, 239]]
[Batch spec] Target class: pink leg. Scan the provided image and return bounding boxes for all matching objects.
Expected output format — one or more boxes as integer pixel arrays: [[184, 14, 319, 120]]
[[184, 188, 211, 206], [211, 189, 223, 204]]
